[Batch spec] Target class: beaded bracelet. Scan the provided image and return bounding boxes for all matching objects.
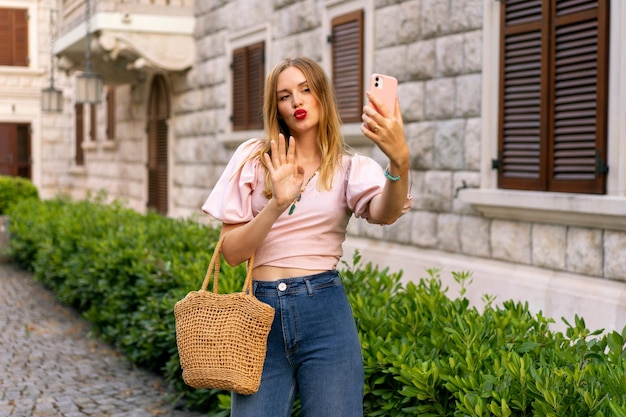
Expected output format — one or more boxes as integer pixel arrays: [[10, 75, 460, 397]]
[[384, 168, 401, 182]]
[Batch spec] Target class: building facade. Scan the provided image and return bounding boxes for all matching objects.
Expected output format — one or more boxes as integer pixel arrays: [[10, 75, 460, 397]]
[[2, 0, 625, 332]]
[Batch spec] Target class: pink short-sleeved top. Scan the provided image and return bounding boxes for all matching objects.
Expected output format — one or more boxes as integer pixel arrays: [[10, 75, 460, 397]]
[[202, 138, 410, 270]]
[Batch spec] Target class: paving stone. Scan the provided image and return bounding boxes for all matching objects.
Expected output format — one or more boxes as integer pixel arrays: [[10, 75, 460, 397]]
[[0, 264, 206, 417]]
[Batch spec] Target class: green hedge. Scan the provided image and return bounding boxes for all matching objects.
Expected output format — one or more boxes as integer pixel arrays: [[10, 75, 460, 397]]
[[6, 196, 626, 417], [0, 175, 39, 215]]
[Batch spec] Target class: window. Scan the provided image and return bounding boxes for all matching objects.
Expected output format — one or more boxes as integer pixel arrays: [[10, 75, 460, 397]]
[[0, 8, 28, 67], [106, 87, 116, 140], [232, 42, 265, 131], [497, 0, 609, 194], [75, 104, 84, 166], [330, 10, 364, 123]]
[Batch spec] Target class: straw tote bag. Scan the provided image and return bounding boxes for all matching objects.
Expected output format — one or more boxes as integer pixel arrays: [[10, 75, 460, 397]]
[[174, 234, 275, 395]]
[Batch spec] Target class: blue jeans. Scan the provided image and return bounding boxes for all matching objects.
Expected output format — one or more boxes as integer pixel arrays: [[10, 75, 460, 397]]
[[231, 270, 364, 417]]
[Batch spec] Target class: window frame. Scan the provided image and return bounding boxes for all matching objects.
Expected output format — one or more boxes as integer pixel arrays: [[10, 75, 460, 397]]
[[458, 0, 626, 232], [496, 0, 609, 195], [323, 0, 374, 145], [220, 24, 270, 145]]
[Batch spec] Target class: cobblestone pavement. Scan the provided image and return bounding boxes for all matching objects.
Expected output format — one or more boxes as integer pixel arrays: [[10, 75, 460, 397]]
[[0, 264, 207, 417]]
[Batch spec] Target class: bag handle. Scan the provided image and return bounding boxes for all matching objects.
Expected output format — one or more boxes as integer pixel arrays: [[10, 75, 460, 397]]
[[200, 233, 255, 295]]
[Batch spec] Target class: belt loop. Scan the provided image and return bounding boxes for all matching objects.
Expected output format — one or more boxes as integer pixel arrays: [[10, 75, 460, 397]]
[[304, 278, 313, 297], [252, 281, 258, 295]]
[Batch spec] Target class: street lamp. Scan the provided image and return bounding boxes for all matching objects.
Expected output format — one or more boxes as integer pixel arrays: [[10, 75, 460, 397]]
[[75, 0, 103, 104], [42, 7, 63, 112]]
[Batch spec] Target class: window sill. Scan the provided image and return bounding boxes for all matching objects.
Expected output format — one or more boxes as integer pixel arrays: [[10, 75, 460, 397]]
[[0, 66, 43, 76], [458, 189, 626, 231]]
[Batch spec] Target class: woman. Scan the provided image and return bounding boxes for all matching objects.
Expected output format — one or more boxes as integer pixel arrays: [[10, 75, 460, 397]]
[[202, 56, 411, 416]]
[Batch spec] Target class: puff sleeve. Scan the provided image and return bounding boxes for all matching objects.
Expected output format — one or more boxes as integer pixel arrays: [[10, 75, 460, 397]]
[[345, 154, 386, 220], [345, 154, 413, 223], [201, 139, 263, 224]]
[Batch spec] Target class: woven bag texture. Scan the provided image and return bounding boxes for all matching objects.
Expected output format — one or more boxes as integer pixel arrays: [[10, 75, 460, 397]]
[[174, 235, 275, 395]]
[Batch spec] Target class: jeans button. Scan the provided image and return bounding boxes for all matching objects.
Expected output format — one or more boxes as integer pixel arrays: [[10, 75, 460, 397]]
[[278, 282, 287, 291]]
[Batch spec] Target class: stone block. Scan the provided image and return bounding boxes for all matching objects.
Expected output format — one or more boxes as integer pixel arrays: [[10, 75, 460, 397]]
[[407, 40, 436, 80], [419, 171, 453, 212], [463, 30, 483, 72], [424, 78, 455, 119], [438, 212, 461, 252], [398, 82, 425, 122], [566, 227, 602, 277], [406, 121, 434, 170], [464, 117, 481, 170], [491, 220, 531, 264], [384, 209, 413, 244], [436, 34, 464, 77], [410, 210, 438, 248], [376, 1, 421, 47], [532, 224, 566, 270], [604, 231, 626, 281], [421, 0, 450, 37], [460, 215, 490, 257], [450, 0, 483, 31], [434, 119, 465, 170], [374, 45, 409, 81], [455, 74, 481, 117]]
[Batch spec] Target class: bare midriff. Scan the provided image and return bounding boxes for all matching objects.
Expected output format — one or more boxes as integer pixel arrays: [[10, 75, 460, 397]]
[[253, 265, 328, 281]]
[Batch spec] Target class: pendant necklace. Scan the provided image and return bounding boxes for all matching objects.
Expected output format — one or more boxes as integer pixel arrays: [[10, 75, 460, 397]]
[[288, 168, 319, 215]]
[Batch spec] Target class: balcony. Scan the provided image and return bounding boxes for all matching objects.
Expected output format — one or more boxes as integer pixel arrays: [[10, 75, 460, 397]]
[[54, 0, 195, 85]]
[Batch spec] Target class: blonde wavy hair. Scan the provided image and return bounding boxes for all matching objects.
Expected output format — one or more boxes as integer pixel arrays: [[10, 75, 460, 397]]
[[249, 56, 348, 198]]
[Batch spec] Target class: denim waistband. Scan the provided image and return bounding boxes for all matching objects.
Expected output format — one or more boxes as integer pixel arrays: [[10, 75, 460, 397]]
[[252, 270, 340, 297]]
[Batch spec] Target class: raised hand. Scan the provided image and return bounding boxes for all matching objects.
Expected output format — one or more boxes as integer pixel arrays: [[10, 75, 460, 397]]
[[360, 91, 410, 173], [263, 134, 305, 210]]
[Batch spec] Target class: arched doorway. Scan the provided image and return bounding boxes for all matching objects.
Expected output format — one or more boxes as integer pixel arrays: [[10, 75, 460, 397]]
[[146, 75, 169, 215]]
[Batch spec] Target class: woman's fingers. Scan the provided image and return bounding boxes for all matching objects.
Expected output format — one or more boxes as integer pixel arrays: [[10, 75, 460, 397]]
[[286, 135, 296, 164]]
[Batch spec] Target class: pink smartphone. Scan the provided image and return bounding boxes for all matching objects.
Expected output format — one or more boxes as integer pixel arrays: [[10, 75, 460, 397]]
[[368, 73, 398, 112]]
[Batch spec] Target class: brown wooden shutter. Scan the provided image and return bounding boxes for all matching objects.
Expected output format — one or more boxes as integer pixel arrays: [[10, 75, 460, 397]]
[[0, 8, 28, 66], [232, 42, 265, 131], [331, 10, 364, 123], [232, 48, 247, 130], [549, 1, 608, 193], [247, 42, 265, 130], [90, 104, 97, 142], [498, 0, 608, 194], [106, 87, 116, 140], [147, 75, 169, 215], [75, 104, 84, 166]]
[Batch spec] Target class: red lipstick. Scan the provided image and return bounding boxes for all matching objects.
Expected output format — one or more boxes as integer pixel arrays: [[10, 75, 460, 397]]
[[294, 109, 307, 120]]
